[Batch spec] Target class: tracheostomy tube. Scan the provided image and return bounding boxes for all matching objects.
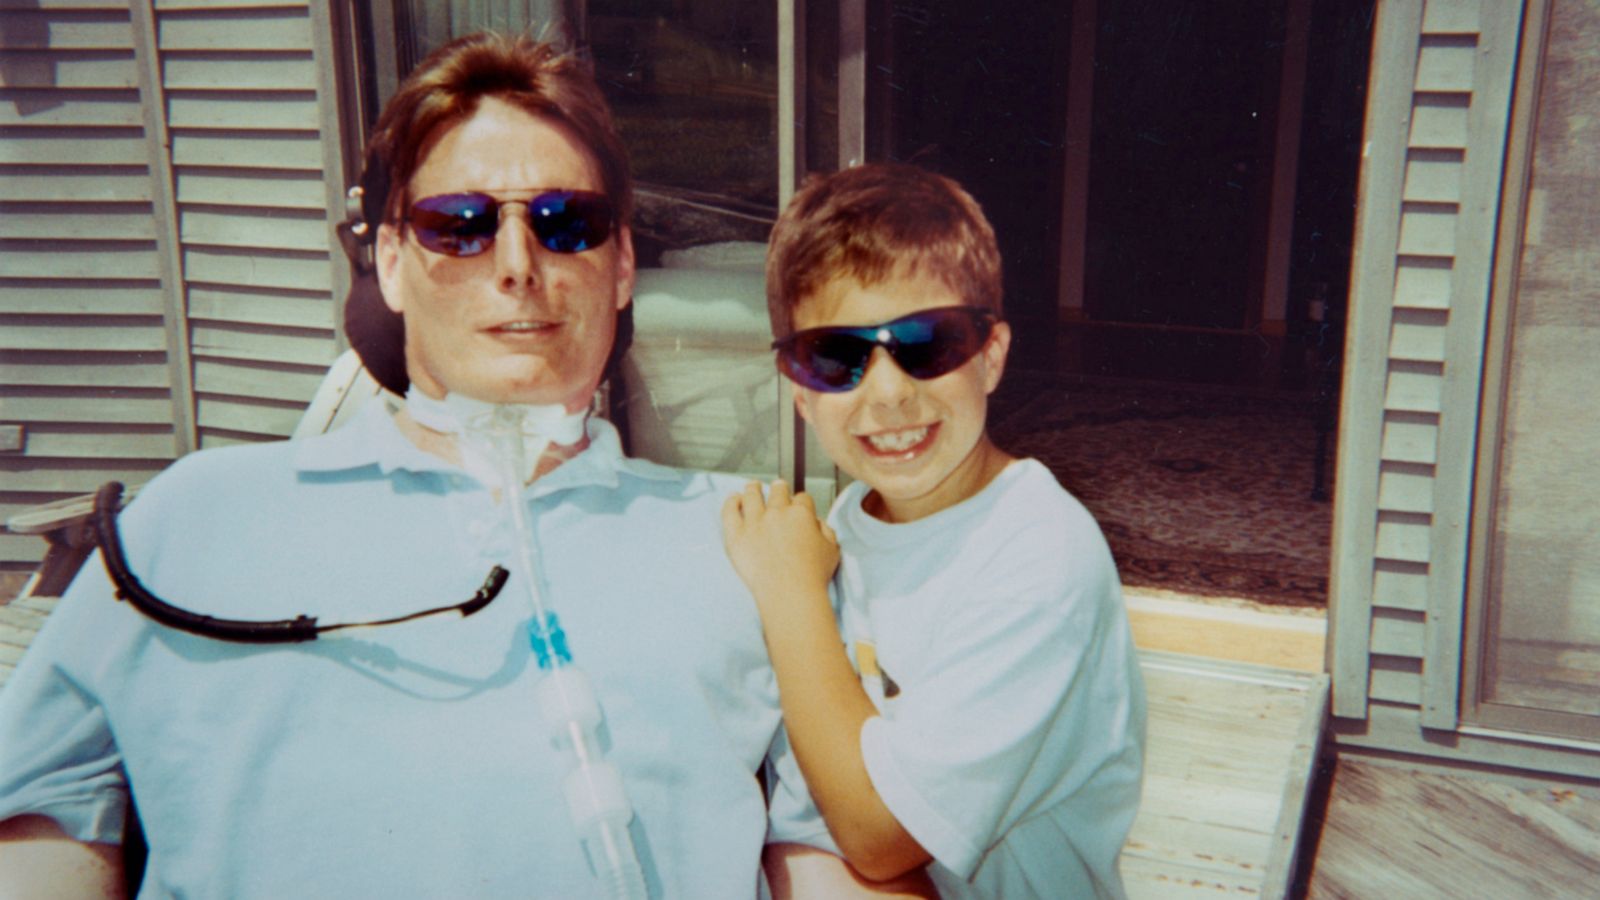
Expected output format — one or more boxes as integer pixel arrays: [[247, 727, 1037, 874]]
[[465, 403, 649, 900]]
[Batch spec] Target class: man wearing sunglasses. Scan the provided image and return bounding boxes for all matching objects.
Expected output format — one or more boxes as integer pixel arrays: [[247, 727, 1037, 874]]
[[0, 33, 896, 898]]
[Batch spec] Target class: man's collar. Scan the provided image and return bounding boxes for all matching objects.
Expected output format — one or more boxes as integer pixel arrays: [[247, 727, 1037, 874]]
[[292, 399, 679, 492]]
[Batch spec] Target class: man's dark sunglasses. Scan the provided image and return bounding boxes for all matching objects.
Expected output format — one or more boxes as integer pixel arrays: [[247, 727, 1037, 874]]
[[772, 306, 998, 393], [406, 189, 614, 257], [91, 482, 507, 644]]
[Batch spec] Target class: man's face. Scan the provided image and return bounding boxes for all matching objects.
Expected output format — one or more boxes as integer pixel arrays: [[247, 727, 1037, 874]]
[[376, 96, 635, 409], [792, 270, 1010, 523]]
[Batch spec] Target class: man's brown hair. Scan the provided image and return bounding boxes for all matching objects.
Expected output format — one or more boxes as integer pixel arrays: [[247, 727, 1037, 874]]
[[363, 31, 633, 227], [765, 162, 1002, 337]]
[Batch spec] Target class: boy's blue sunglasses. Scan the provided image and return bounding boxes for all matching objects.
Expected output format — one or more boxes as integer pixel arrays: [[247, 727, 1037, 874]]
[[406, 189, 614, 257], [772, 306, 998, 393]]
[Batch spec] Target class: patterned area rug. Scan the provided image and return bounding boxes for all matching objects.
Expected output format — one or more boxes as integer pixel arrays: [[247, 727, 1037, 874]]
[[990, 373, 1332, 608]]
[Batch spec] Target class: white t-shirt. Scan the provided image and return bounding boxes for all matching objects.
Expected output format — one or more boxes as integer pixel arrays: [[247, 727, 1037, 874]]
[[770, 459, 1145, 898]]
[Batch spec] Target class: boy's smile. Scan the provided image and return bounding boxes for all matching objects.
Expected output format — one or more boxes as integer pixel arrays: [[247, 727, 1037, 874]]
[[792, 269, 1013, 523]]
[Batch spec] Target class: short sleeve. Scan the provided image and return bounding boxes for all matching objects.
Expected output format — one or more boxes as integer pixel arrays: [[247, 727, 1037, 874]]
[[0, 557, 129, 843], [858, 525, 1136, 879]]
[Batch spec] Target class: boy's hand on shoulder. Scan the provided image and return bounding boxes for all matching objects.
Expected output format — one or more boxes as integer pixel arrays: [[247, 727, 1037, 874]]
[[722, 480, 840, 605]]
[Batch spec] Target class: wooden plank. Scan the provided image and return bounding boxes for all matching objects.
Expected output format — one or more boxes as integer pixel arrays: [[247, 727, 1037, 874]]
[[179, 206, 331, 252], [1392, 256, 1453, 309], [1421, 0, 1481, 35], [1375, 513, 1432, 565], [193, 358, 325, 403], [195, 395, 305, 437], [165, 91, 319, 130], [1368, 655, 1424, 705], [290, 348, 373, 439], [1332, 702, 1600, 782], [1126, 653, 1327, 899], [1396, 203, 1458, 256], [307, 0, 353, 350], [0, 320, 167, 352], [0, 90, 143, 127], [1376, 462, 1435, 514], [196, 430, 260, 450], [1409, 92, 1471, 149], [156, 0, 309, 8], [1379, 413, 1439, 465], [1371, 608, 1426, 658], [0, 459, 168, 492], [131, 0, 196, 458], [171, 130, 323, 169], [175, 168, 326, 208], [189, 321, 336, 367], [1307, 755, 1600, 899], [1382, 361, 1444, 413], [0, 128, 147, 165], [0, 393, 174, 425], [1414, 38, 1477, 93], [0, 205, 157, 241], [1373, 560, 1430, 612], [182, 246, 332, 292], [0, 282, 164, 315], [162, 51, 316, 90], [1389, 310, 1448, 362], [1, 427, 177, 459], [0, 533, 45, 570], [0, 167, 151, 202], [0, 1, 133, 9], [1260, 672, 1329, 900], [1423, 0, 1526, 732], [0, 242, 159, 280], [187, 285, 332, 330], [1401, 148, 1464, 203], [0, 50, 137, 89], [0, 353, 170, 388], [157, 9, 313, 52], [1329, 0, 1424, 721], [0, 12, 133, 50]]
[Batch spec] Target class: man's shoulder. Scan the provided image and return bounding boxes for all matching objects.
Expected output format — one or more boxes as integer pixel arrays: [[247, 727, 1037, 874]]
[[612, 457, 749, 502]]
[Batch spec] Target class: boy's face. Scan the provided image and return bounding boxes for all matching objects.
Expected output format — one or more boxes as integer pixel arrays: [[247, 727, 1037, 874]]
[[792, 270, 1011, 523]]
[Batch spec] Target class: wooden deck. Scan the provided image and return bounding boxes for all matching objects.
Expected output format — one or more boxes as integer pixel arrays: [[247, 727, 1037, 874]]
[[1126, 651, 1329, 898], [1303, 753, 1600, 899]]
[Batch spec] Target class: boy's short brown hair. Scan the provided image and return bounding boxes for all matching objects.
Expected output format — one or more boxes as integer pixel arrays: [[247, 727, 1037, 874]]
[[765, 162, 1002, 338]]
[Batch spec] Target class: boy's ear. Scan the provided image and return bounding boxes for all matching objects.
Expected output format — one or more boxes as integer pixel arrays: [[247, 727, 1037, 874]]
[[982, 320, 1012, 395]]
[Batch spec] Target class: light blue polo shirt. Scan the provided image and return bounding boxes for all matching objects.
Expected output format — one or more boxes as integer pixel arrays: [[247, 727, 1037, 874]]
[[0, 402, 788, 898]]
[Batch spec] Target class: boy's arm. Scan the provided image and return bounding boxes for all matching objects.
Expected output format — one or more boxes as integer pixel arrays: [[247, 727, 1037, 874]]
[[723, 481, 931, 882], [0, 815, 126, 900], [764, 843, 938, 899]]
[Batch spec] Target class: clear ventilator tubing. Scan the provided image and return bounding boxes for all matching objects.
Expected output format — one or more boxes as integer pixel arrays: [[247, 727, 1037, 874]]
[[471, 406, 648, 900]]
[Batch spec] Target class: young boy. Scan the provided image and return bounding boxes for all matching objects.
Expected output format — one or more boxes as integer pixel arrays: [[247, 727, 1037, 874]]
[[723, 163, 1146, 898]]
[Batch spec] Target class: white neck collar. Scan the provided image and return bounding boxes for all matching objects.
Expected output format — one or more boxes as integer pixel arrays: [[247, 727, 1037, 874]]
[[405, 387, 588, 487]]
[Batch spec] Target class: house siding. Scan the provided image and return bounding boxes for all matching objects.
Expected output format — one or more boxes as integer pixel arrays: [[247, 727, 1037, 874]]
[[0, 0, 350, 567]]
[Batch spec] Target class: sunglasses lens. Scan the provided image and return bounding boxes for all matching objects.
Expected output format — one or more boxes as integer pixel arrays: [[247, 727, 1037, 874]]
[[410, 193, 498, 256], [776, 308, 994, 392], [893, 310, 990, 379], [780, 333, 872, 392], [408, 190, 614, 257], [529, 191, 614, 253]]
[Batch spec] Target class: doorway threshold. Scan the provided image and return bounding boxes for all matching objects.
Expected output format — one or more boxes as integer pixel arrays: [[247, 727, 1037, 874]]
[[1125, 586, 1326, 673]]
